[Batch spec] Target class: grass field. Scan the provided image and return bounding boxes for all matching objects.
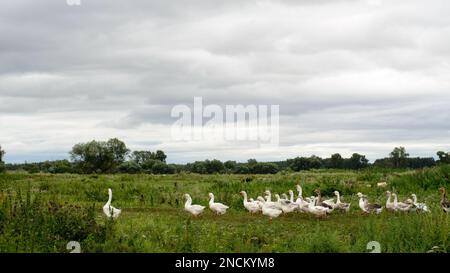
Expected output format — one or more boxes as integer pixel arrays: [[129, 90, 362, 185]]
[[0, 165, 449, 253]]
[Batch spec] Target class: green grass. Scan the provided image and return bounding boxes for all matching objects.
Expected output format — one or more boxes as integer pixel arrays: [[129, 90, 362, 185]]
[[0, 165, 449, 253]]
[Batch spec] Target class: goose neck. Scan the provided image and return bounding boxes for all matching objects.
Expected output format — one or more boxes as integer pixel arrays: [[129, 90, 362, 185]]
[[185, 196, 192, 208]]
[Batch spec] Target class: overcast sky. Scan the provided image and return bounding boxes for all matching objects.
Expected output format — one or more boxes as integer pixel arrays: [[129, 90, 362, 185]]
[[0, 0, 449, 163]]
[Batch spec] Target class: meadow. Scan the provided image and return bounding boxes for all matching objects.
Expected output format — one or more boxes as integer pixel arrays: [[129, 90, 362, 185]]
[[0, 165, 449, 253]]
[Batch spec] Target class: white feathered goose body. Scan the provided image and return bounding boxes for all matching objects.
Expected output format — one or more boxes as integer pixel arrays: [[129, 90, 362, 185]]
[[208, 193, 229, 215], [184, 193, 205, 216], [103, 188, 121, 219]]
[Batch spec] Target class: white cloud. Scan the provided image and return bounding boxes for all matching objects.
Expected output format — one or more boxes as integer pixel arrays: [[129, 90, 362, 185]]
[[0, 0, 449, 163]]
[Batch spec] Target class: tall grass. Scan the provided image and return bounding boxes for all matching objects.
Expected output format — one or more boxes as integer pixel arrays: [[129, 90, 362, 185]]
[[0, 165, 448, 252]]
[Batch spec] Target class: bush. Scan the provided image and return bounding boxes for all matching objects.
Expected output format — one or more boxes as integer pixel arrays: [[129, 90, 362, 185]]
[[0, 190, 109, 252]]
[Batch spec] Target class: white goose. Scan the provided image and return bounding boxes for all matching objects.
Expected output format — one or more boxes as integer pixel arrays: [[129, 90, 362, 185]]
[[385, 191, 395, 211], [296, 184, 303, 197], [261, 202, 283, 220], [278, 191, 298, 213], [240, 191, 261, 213], [307, 197, 330, 217], [255, 196, 266, 210], [411, 194, 428, 212], [334, 191, 350, 212], [264, 190, 280, 209], [184, 193, 205, 216], [357, 192, 383, 214], [392, 193, 414, 212], [208, 192, 229, 215], [103, 188, 122, 219]]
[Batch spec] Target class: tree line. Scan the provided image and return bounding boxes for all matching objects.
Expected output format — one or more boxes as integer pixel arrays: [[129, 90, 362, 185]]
[[0, 140, 448, 175]]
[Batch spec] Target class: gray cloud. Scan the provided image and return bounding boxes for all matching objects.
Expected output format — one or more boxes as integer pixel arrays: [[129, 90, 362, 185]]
[[0, 0, 449, 163]]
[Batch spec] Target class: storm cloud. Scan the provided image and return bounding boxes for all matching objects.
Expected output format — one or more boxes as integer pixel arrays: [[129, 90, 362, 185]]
[[0, 0, 449, 163]]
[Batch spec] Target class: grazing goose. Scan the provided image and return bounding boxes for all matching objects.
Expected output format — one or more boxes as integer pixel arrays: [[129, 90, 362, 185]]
[[411, 194, 428, 212], [385, 191, 395, 211], [208, 193, 229, 215], [392, 193, 414, 212], [334, 191, 350, 212], [184, 193, 205, 216], [314, 189, 334, 210], [439, 187, 450, 213], [240, 191, 261, 213], [357, 192, 383, 214], [103, 188, 122, 219]]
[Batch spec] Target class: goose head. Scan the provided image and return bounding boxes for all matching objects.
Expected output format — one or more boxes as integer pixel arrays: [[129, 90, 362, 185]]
[[281, 193, 288, 200], [184, 193, 191, 199], [333, 191, 339, 196], [314, 189, 321, 195], [275, 194, 281, 201], [288, 190, 294, 195], [296, 184, 301, 191], [264, 190, 271, 195], [239, 191, 246, 196], [208, 192, 214, 199], [257, 196, 266, 203], [108, 188, 112, 194], [356, 192, 364, 198], [386, 191, 391, 196], [439, 187, 446, 194]]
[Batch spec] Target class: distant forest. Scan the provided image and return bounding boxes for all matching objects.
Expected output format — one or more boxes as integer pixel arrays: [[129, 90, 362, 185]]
[[0, 139, 448, 175]]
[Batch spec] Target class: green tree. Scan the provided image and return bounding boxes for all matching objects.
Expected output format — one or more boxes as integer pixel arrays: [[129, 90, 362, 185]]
[[70, 138, 129, 173], [329, 153, 344, 169], [0, 145, 4, 173], [131, 150, 167, 165], [345, 153, 369, 169], [390, 147, 409, 168], [0, 145, 5, 162], [437, 151, 449, 164]]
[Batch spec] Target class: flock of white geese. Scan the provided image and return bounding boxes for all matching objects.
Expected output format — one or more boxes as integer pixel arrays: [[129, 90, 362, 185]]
[[103, 186, 450, 220]]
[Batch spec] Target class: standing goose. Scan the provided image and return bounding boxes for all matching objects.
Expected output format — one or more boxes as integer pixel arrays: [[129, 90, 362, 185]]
[[208, 193, 229, 215], [392, 193, 414, 212], [314, 189, 334, 210], [240, 191, 261, 213], [357, 192, 383, 214], [334, 191, 350, 212], [264, 190, 279, 208], [255, 196, 266, 210], [296, 184, 303, 199], [385, 191, 395, 211], [295, 185, 309, 212], [184, 193, 205, 216], [439, 187, 450, 213], [278, 191, 298, 213], [103, 188, 122, 219], [307, 197, 330, 217], [261, 201, 283, 220], [411, 194, 428, 212]]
